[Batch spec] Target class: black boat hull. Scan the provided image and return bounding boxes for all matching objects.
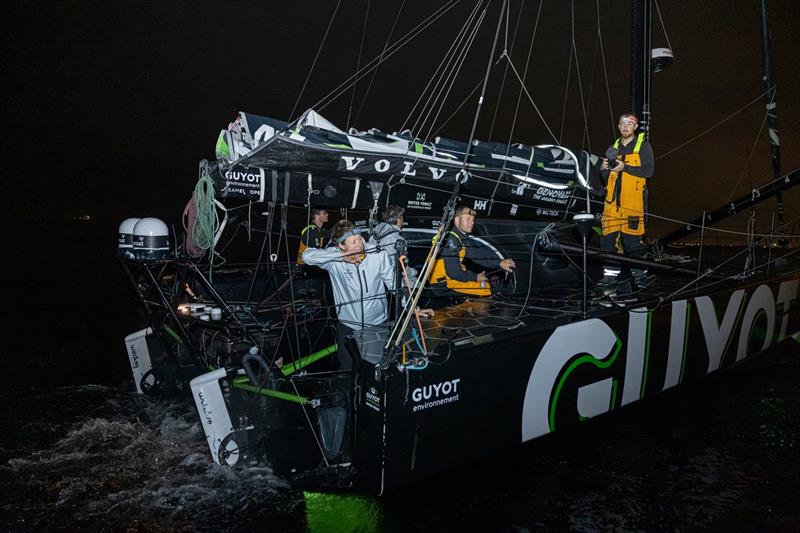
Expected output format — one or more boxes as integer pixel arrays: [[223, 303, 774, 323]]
[[353, 274, 800, 492]]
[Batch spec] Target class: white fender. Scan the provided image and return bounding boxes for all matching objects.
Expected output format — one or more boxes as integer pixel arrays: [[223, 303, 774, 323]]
[[125, 328, 154, 394], [190, 368, 236, 465]]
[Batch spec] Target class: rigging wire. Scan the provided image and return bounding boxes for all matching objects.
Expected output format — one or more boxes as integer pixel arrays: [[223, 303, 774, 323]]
[[431, 78, 483, 136], [353, 0, 406, 125], [310, 0, 460, 116], [210, 226, 797, 363], [515, 223, 553, 319], [500, 54, 559, 143], [596, 0, 616, 138], [503, 0, 543, 147], [487, 0, 525, 140], [657, 88, 771, 160], [290, 0, 342, 120], [400, 2, 480, 131], [569, 0, 593, 154], [386, 0, 509, 355], [557, 42, 573, 144], [486, 0, 542, 214], [281, 202, 303, 360], [664, 246, 752, 301], [579, 12, 602, 152], [385, 1, 488, 168], [582, 193, 800, 240], [404, 1, 484, 136], [346, 0, 371, 130], [725, 111, 769, 202], [400, 1, 482, 132], [427, 0, 538, 140], [289, 379, 331, 468], [653, 0, 673, 52], [419, 7, 488, 145]]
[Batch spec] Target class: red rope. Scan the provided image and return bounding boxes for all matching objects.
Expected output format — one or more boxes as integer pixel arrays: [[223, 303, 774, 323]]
[[182, 192, 206, 258]]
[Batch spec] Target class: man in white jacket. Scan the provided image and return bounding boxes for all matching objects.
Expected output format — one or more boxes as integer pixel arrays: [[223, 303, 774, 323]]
[[303, 220, 432, 371]]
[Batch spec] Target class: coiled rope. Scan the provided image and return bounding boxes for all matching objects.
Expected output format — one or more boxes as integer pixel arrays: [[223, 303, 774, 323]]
[[184, 164, 229, 284], [182, 192, 204, 258], [192, 165, 219, 252]]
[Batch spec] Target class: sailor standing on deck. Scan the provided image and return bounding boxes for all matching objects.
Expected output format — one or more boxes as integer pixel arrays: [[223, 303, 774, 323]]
[[429, 205, 515, 298], [599, 113, 654, 289], [303, 220, 433, 371], [369, 205, 417, 286], [296, 208, 329, 265]]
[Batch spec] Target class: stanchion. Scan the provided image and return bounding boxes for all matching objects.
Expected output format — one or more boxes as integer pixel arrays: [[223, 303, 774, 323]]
[[573, 213, 596, 318]]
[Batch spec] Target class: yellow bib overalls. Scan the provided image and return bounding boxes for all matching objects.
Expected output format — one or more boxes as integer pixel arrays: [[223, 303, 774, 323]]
[[602, 133, 647, 237], [429, 231, 492, 297]]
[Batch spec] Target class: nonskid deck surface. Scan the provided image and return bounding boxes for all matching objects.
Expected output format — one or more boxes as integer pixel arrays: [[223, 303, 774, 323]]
[[353, 253, 800, 364], [352, 297, 560, 364], [171, 246, 797, 367], [353, 290, 632, 364], [351, 286, 635, 363]]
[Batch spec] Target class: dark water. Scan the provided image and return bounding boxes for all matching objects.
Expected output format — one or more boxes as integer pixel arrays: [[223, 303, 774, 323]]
[[1, 221, 798, 531]]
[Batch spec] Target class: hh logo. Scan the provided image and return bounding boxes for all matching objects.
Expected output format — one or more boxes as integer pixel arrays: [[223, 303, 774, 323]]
[[473, 200, 488, 211]]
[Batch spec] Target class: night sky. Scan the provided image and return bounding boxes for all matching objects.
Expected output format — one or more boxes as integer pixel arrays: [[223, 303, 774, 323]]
[[3, 0, 799, 240]]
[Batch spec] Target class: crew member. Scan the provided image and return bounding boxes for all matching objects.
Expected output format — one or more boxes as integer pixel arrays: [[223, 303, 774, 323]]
[[303, 220, 433, 371], [600, 113, 654, 288], [429, 205, 515, 298], [296, 208, 329, 265], [370, 205, 417, 287], [305, 220, 431, 465]]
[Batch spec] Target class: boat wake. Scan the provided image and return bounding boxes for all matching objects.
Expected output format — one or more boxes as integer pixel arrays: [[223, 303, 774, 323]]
[[0, 385, 305, 532]]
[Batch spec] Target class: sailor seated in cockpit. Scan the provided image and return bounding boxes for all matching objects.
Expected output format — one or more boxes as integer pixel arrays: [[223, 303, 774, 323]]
[[428, 205, 515, 300], [302, 220, 433, 371]]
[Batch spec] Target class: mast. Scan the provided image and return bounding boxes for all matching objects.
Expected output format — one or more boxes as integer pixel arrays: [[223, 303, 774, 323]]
[[631, 0, 652, 139], [758, 0, 784, 240]]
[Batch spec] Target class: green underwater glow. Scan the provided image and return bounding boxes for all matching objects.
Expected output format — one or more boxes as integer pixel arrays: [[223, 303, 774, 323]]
[[304, 492, 379, 532]]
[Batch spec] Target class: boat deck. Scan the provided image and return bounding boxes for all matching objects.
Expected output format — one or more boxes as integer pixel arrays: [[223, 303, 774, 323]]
[[353, 250, 800, 365]]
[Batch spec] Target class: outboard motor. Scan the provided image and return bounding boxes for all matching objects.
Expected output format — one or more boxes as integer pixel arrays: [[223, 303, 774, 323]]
[[132, 217, 171, 261], [117, 217, 141, 258]]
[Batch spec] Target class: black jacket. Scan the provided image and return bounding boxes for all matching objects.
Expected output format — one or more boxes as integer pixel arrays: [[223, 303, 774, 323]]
[[441, 227, 501, 282]]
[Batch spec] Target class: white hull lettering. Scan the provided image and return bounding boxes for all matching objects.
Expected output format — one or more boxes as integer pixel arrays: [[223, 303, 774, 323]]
[[521, 281, 798, 444], [342, 156, 366, 170], [412, 379, 461, 403], [224, 171, 261, 183], [696, 289, 745, 372], [428, 167, 446, 180], [776, 279, 799, 341], [339, 156, 449, 180], [401, 160, 417, 176], [621, 308, 648, 406], [737, 284, 776, 362], [521, 319, 617, 442], [662, 299, 689, 391]]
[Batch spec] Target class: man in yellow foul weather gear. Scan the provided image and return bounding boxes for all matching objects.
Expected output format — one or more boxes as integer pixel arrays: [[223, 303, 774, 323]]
[[429, 205, 515, 298], [599, 113, 654, 289], [296, 208, 329, 265]]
